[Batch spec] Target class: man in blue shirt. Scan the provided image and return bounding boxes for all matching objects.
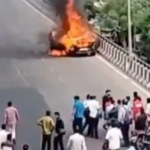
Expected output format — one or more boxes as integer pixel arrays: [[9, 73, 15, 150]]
[[72, 96, 85, 134]]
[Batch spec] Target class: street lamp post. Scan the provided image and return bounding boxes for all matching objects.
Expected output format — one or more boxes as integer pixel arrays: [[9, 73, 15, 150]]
[[127, 0, 132, 57]]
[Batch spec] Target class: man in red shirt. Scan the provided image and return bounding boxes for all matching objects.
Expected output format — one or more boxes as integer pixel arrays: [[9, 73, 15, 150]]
[[133, 92, 143, 121]]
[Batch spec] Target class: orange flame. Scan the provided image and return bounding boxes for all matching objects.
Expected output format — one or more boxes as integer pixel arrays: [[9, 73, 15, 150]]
[[49, 0, 96, 56]]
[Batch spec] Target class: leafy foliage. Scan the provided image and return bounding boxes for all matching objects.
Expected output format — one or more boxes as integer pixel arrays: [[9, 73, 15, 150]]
[[101, 0, 150, 35], [84, 0, 150, 60]]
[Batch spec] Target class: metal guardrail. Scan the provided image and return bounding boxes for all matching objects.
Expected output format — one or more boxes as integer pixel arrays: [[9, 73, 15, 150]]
[[97, 35, 150, 91]]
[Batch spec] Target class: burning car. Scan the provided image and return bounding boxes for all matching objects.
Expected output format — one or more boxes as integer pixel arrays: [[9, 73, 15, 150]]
[[48, 31, 100, 56], [47, 0, 100, 57]]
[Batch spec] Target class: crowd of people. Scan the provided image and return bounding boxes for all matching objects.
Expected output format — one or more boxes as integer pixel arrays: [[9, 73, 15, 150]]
[[0, 90, 150, 150]]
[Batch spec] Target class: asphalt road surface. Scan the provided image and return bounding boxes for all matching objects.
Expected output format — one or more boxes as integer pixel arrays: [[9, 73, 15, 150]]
[[0, 0, 149, 149]]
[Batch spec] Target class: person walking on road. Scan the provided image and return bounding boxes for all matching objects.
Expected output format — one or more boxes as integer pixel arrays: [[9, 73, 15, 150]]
[[126, 96, 132, 112], [53, 112, 65, 150], [72, 96, 84, 134], [4, 101, 19, 145], [66, 127, 87, 150], [118, 100, 131, 147], [37, 110, 55, 150]]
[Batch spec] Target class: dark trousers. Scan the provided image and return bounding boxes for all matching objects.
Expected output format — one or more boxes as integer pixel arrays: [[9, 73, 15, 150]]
[[88, 117, 99, 138], [54, 134, 64, 150], [120, 123, 129, 146], [42, 134, 51, 150], [73, 117, 83, 134], [83, 116, 90, 133]]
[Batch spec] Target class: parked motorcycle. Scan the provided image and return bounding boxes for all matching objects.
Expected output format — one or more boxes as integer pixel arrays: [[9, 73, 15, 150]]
[[130, 129, 150, 150]]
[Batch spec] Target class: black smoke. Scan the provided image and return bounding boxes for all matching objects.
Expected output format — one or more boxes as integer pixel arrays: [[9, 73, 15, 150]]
[[47, 0, 87, 38], [47, 0, 86, 20]]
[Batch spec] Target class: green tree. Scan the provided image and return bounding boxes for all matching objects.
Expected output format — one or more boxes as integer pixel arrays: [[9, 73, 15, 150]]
[[84, 0, 150, 61], [97, 0, 150, 48]]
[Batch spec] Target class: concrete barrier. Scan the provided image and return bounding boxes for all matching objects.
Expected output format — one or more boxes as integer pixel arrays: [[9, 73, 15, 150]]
[[98, 35, 150, 91]]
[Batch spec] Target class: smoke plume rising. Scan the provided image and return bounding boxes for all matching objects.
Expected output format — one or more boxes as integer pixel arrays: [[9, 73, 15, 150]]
[[48, 0, 86, 23]]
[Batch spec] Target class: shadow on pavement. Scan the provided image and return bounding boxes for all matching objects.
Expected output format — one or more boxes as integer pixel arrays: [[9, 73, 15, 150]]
[[0, 87, 50, 149], [0, 40, 50, 60]]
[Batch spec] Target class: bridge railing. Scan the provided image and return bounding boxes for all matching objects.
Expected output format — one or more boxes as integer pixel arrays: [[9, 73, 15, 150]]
[[97, 35, 150, 91]]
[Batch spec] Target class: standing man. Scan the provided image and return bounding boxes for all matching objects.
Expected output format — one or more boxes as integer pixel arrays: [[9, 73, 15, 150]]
[[72, 96, 84, 134], [126, 96, 132, 112], [66, 127, 87, 150], [37, 110, 55, 150], [53, 112, 65, 150], [103, 99, 115, 131], [133, 92, 143, 121], [4, 101, 19, 144], [118, 100, 130, 147], [88, 96, 101, 139]]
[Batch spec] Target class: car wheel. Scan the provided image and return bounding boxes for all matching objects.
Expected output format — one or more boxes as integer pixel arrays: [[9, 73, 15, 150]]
[[91, 52, 96, 56]]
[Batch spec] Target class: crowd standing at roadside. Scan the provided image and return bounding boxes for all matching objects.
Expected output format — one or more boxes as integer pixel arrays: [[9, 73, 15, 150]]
[[0, 90, 150, 150]]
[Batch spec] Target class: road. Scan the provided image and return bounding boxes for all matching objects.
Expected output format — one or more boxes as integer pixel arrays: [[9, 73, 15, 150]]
[[0, 0, 148, 149]]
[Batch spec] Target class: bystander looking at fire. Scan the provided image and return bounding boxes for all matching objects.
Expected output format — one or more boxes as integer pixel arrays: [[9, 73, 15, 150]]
[[37, 110, 55, 150], [4, 101, 19, 145], [53, 112, 65, 150], [72, 96, 84, 134]]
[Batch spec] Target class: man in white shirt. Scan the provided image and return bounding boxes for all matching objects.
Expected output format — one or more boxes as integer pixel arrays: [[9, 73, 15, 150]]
[[118, 100, 130, 147], [118, 104, 126, 125], [104, 121, 123, 150], [66, 128, 87, 150], [0, 124, 9, 150], [87, 96, 101, 138]]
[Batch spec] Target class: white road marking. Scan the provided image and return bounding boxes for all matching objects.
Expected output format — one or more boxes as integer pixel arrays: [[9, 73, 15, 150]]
[[41, 59, 54, 72], [21, 0, 56, 25], [96, 55, 150, 96], [11, 60, 29, 87], [96, 55, 129, 80], [21, 0, 150, 96]]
